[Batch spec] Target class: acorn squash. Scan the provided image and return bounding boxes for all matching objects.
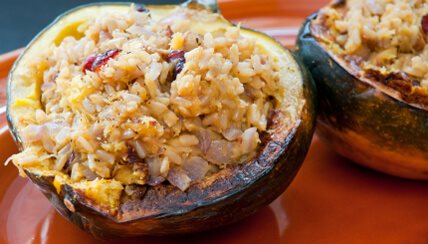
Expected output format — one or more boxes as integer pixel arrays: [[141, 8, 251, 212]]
[[297, 8, 428, 179], [7, 0, 316, 238]]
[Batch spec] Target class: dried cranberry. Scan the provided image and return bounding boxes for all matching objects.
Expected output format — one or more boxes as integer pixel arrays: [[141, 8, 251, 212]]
[[167, 50, 185, 62], [92, 49, 121, 71], [422, 14, 428, 35], [175, 60, 185, 74], [83, 55, 96, 73], [135, 4, 149, 13], [83, 49, 121, 73], [167, 50, 186, 78]]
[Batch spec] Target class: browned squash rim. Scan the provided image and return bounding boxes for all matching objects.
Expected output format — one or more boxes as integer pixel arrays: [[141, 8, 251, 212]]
[[310, 3, 428, 111]]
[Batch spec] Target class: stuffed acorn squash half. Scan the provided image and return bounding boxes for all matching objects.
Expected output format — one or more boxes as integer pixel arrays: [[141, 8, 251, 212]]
[[7, 0, 316, 238], [297, 0, 428, 179]]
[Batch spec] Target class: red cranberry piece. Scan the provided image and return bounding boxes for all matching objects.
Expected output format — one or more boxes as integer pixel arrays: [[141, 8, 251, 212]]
[[175, 59, 185, 75], [83, 49, 121, 73], [92, 49, 121, 71], [167, 50, 185, 62], [422, 14, 428, 35], [167, 50, 186, 77], [83, 55, 96, 73], [135, 4, 149, 13]]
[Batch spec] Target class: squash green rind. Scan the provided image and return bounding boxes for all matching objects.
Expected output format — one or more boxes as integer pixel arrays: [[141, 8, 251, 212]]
[[8, 2, 316, 237], [296, 14, 428, 179]]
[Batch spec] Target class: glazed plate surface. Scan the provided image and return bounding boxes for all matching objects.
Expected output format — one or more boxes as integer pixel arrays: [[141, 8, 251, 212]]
[[1, 0, 428, 243]]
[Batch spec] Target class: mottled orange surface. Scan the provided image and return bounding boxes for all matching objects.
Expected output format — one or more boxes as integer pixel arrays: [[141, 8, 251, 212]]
[[2, 0, 428, 243]]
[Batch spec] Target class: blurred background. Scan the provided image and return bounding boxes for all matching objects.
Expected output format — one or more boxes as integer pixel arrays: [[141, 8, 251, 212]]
[[0, 0, 181, 53], [0, 0, 326, 54]]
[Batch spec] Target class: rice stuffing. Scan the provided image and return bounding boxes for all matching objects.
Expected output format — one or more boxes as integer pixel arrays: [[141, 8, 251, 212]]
[[9, 4, 293, 191], [312, 0, 428, 100]]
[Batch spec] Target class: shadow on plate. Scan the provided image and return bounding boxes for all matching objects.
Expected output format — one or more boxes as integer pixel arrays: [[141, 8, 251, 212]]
[[278, 136, 428, 243]]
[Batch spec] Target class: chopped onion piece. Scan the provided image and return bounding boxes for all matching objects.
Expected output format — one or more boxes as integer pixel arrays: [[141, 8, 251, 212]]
[[183, 156, 209, 181], [167, 167, 191, 191], [196, 129, 211, 153], [206, 140, 234, 165], [241, 127, 260, 154], [222, 127, 242, 141]]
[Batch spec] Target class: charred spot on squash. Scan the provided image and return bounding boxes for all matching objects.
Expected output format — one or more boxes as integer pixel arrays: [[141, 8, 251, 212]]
[[365, 69, 428, 105]]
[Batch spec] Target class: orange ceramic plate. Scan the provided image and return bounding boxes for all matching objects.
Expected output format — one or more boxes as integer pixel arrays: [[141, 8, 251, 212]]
[[2, 1, 428, 243]]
